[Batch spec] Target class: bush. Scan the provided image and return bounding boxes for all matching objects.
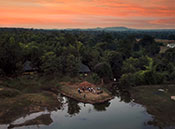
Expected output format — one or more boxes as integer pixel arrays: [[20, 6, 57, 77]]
[[144, 71, 164, 85], [86, 73, 100, 84], [119, 70, 165, 88], [0, 69, 4, 76], [134, 71, 145, 85], [94, 62, 113, 83], [170, 71, 175, 82], [154, 72, 164, 84], [0, 88, 21, 98], [119, 73, 136, 88]]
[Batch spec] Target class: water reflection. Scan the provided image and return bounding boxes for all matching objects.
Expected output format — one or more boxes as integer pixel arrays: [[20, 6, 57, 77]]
[[67, 98, 81, 116], [116, 90, 132, 103], [8, 114, 52, 129], [93, 101, 111, 111], [0, 92, 167, 129]]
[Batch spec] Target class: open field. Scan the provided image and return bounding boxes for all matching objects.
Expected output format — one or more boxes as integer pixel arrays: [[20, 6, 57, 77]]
[[130, 85, 175, 128], [155, 39, 175, 53], [0, 76, 62, 124], [155, 39, 175, 45]]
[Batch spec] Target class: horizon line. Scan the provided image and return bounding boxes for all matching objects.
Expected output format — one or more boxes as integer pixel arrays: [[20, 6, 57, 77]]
[[0, 26, 175, 30]]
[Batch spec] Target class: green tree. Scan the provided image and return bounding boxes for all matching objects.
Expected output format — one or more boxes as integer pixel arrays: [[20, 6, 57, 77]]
[[119, 73, 136, 88], [106, 51, 123, 79], [0, 37, 23, 74], [23, 42, 44, 69], [64, 54, 80, 76], [164, 48, 175, 64], [41, 52, 62, 75], [115, 38, 136, 59], [122, 57, 140, 74], [139, 35, 160, 56], [94, 62, 113, 83]]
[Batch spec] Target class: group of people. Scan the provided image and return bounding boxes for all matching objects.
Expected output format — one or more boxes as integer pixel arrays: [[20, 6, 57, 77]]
[[77, 87, 103, 95]]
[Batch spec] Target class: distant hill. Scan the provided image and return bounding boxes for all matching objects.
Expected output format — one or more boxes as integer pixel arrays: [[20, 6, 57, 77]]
[[80, 26, 132, 31], [65, 27, 175, 32], [1, 27, 175, 32], [103, 27, 131, 31]]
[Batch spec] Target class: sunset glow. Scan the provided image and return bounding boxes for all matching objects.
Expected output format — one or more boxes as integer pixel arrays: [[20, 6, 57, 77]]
[[0, 0, 175, 29]]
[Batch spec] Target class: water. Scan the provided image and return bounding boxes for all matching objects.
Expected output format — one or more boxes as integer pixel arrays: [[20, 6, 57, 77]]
[[0, 96, 159, 129]]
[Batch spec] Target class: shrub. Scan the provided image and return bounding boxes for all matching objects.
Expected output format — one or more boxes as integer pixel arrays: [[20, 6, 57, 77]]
[[144, 71, 164, 85], [134, 71, 145, 85], [119, 73, 136, 88], [94, 62, 113, 83], [0, 88, 21, 98], [86, 73, 100, 84]]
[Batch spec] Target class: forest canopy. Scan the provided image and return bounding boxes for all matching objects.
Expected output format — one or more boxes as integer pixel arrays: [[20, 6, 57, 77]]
[[0, 28, 175, 86]]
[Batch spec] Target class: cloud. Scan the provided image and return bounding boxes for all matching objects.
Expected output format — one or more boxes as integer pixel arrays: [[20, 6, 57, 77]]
[[150, 18, 175, 25], [0, 0, 175, 28]]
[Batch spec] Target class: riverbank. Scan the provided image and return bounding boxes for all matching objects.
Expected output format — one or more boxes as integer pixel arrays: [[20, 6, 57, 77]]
[[1, 75, 175, 129], [0, 76, 113, 125], [130, 85, 175, 128], [59, 81, 113, 104], [0, 76, 62, 125]]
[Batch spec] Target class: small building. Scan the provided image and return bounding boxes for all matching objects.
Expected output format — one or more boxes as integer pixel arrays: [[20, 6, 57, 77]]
[[24, 61, 34, 72], [79, 63, 91, 76], [167, 44, 175, 48], [23, 61, 37, 75]]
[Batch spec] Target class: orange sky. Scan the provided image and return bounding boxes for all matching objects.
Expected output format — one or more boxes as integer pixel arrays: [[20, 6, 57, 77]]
[[0, 0, 175, 29]]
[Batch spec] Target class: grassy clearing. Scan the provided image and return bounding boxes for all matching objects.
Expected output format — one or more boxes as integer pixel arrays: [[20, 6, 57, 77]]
[[130, 85, 175, 128], [0, 75, 111, 124], [0, 92, 60, 124], [0, 75, 62, 124], [155, 39, 175, 45], [154, 39, 175, 53], [0, 88, 21, 98], [0, 75, 63, 93], [160, 46, 168, 53]]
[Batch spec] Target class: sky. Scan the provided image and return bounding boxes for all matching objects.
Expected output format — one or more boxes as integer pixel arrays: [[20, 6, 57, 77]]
[[0, 0, 175, 29]]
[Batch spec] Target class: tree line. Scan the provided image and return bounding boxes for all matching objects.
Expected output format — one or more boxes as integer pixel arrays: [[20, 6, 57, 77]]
[[0, 28, 175, 87]]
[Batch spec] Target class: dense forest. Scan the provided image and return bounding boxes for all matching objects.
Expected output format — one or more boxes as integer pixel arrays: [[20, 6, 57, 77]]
[[0, 28, 175, 87]]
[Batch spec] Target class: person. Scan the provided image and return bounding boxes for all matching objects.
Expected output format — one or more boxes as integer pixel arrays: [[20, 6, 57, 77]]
[[91, 88, 94, 93], [97, 87, 101, 90], [88, 87, 91, 92], [82, 87, 85, 92], [84, 94, 86, 99], [78, 88, 81, 94]]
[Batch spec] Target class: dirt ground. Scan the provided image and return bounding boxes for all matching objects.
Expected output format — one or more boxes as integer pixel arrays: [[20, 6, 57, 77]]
[[59, 81, 113, 104]]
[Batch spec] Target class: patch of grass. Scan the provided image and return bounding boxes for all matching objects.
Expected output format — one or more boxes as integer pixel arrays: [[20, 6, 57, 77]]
[[85, 73, 101, 84], [130, 85, 175, 128], [0, 75, 63, 125], [1, 76, 62, 93], [2, 76, 39, 91], [0, 92, 60, 124], [160, 46, 168, 53], [58, 76, 82, 84], [0, 88, 21, 98]]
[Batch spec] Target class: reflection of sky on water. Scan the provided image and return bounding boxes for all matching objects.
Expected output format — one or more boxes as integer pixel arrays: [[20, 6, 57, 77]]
[[12, 110, 49, 125], [1, 97, 158, 129], [48, 97, 156, 129]]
